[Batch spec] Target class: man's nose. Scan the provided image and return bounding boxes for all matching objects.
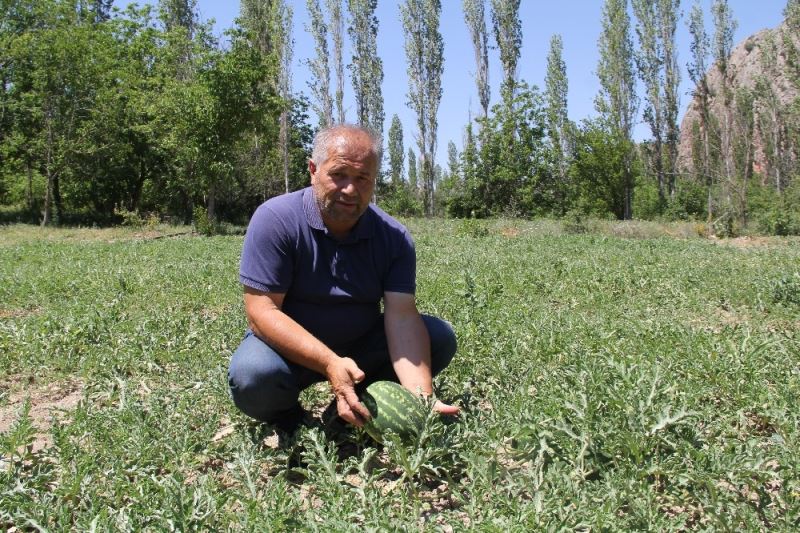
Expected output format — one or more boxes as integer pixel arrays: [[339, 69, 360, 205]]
[[340, 179, 357, 194]]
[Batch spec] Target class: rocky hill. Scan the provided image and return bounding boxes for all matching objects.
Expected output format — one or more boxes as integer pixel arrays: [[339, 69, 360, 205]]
[[678, 22, 799, 176]]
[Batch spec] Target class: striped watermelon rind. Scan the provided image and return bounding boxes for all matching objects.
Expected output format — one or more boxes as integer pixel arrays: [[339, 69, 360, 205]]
[[361, 381, 427, 443]]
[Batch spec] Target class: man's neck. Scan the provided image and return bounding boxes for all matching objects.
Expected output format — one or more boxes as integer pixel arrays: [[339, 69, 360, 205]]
[[324, 218, 356, 240]]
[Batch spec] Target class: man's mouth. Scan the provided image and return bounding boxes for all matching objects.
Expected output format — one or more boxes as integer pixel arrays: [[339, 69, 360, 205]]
[[337, 198, 358, 209]]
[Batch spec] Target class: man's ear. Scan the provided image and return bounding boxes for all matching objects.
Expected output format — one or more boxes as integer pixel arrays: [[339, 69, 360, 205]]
[[308, 159, 317, 177]]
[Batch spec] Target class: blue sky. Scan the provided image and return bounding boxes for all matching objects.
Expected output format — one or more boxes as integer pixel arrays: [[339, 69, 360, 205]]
[[120, 1, 788, 166]]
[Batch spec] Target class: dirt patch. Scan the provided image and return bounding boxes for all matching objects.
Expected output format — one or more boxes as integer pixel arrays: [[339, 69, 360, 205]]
[[0, 377, 84, 453], [688, 307, 751, 333], [500, 226, 520, 238], [0, 307, 42, 320], [0, 224, 193, 246], [709, 236, 774, 248], [116, 229, 194, 243]]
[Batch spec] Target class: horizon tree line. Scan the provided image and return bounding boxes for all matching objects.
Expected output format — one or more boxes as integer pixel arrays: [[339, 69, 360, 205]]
[[0, 0, 797, 235]]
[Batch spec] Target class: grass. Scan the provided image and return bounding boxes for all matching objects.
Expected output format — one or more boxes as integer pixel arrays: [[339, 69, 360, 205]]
[[1, 219, 799, 530]]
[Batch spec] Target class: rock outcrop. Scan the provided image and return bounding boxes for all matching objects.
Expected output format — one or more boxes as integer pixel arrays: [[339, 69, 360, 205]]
[[678, 22, 799, 176]]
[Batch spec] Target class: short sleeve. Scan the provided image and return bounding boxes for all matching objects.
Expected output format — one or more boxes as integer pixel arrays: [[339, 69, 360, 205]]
[[383, 229, 416, 294], [239, 203, 294, 293]]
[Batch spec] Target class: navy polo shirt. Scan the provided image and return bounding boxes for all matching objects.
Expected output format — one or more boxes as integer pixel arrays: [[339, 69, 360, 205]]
[[239, 187, 416, 348]]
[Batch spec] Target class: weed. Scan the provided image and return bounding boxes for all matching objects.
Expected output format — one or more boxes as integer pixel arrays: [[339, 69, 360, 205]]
[[771, 272, 800, 307], [455, 218, 490, 238], [192, 206, 214, 236], [563, 209, 589, 234], [1, 400, 35, 463]]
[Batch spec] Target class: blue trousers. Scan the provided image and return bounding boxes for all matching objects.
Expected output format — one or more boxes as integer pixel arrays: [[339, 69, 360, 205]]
[[227, 315, 457, 423]]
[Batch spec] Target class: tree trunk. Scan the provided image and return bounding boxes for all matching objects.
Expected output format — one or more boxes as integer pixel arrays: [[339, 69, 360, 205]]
[[42, 172, 53, 227], [53, 174, 62, 224], [26, 162, 34, 213], [623, 144, 634, 220], [130, 159, 146, 212], [774, 119, 783, 195], [207, 179, 216, 222], [624, 180, 633, 220], [654, 136, 665, 207], [702, 113, 713, 223], [42, 108, 54, 227], [280, 110, 289, 194]]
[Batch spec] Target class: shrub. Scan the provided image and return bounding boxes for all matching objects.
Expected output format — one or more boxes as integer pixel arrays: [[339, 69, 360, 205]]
[[749, 181, 800, 236], [192, 206, 214, 236], [632, 178, 661, 220], [772, 272, 800, 306], [378, 185, 424, 217], [711, 211, 738, 238], [563, 209, 589, 234], [115, 207, 145, 228], [756, 209, 800, 236], [456, 218, 489, 238]]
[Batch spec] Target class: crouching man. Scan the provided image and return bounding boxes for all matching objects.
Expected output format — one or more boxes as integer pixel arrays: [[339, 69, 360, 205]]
[[227, 124, 458, 433]]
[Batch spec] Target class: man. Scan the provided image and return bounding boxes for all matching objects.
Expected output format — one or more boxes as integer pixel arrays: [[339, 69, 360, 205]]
[[228, 124, 459, 434]]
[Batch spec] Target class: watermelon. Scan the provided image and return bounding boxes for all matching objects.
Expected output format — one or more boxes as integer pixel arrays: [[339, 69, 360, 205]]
[[360, 381, 428, 443]]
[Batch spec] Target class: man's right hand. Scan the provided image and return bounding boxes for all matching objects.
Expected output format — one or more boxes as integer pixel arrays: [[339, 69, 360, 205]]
[[325, 356, 371, 427]]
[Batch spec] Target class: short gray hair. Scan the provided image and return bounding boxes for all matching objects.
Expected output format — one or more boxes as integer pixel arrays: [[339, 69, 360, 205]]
[[310, 124, 382, 167]]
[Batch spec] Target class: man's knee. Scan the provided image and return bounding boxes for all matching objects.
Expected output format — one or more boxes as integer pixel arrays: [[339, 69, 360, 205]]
[[228, 333, 300, 421], [421, 315, 457, 375]]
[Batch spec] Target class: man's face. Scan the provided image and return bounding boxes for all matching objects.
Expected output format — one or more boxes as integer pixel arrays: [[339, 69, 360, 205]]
[[309, 131, 378, 232]]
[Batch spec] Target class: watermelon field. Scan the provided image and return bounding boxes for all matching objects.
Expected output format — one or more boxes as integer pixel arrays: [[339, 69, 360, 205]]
[[1, 220, 799, 530]]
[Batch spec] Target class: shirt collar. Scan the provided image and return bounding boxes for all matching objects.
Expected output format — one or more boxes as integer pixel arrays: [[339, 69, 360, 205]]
[[302, 187, 375, 242]]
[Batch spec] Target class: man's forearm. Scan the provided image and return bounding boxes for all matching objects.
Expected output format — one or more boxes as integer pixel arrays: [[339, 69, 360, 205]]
[[385, 311, 434, 396], [245, 290, 371, 425], [248, 304, 340, 377]]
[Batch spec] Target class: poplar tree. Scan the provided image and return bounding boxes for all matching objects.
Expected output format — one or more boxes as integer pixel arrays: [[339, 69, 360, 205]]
[[388, 114, 404, 185], [84, 0, 113, 23], [401, 0, 444, 215], [408, 148, 418, 191], [239, 0, 294, 198], [242, 0, 294, 193], [348, 0, 384, 136], [660, 0, 681, 200], [160, 0, 197, 33], [239, 0, 289, 200], [326, 0, 345, 124], [755, 34, 790, 194], [156, 0, 208, 220], [489, 0, 521, 105], [159, 0, 198, 81], [596, 0, 638, 219], [306, 0, 333, 127], [544, 34, 570, 213], [783, 0, 799, 195], [461, 121, 479, 194], [447, 141, 460, 181], [632, 0, 680, 206], [687, 0, 714, 218], [277, 2, 293, 193], [785, 0, 800, 97], [463, 0, 490, 121], [240, 0, 273, 55], [632, 0, 663, 205], [731, 87, 755, 226], [711, 0, 737, 212]]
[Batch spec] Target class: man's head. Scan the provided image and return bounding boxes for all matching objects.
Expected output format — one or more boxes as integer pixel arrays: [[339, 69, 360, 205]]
[[309, 125, 381, 236]]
